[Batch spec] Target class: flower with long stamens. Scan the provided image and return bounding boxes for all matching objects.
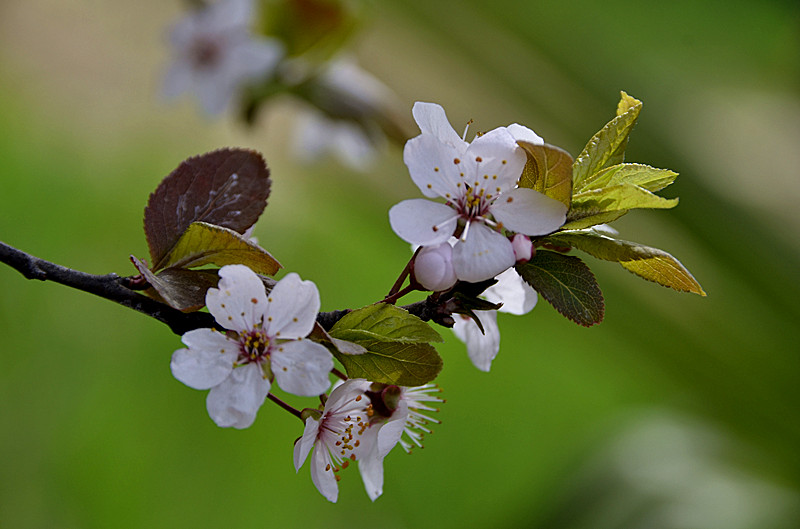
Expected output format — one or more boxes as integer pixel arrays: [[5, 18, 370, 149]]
[[171, 265, 333, 429], [389, 102, 567, 283], [398, 384, 444, 453], [294, 379, 405, 502]]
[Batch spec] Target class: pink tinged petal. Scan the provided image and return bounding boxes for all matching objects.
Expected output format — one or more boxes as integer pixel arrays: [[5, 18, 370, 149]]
[[294, 416, 321, 472], [463, 128, 526, 195], [310, 443, 339, 502], [414, 243, 457, 291], [452, 311, 500, 372], [271, 340, 333, 397], [452, 222, 515, 283], [511, 233, 533, 262], [206, 363, 269, 429], [411, 102, 469, 151], [505, 123, 544, 145], [206, 265, 268, 333], [171, 329, 237, 389], [489, 187, 567, 236], [403, 134, 463, 199], [484, 268, 538, 315], [262, 273, 320, 339], [389, 199, 458, 246]]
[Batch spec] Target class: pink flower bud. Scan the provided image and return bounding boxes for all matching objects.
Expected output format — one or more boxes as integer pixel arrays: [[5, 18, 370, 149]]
[[413, 243, 457, 291], [511, 234, 533, 262]]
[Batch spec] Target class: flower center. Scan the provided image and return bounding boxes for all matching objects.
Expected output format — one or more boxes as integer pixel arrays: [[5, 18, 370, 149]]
[[237, 329, 270, 364], [320, 397, 372, 481], [190, 36, 223, 69]]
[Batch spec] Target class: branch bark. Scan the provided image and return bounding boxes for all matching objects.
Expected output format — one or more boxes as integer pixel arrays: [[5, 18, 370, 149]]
[[1, 241, 446, 335]]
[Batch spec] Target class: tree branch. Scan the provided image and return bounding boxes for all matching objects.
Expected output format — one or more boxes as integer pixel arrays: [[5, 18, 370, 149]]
[[1, 241, 447, 336]]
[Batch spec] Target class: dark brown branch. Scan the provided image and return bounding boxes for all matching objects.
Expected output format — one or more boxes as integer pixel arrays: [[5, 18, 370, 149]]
[[1, 241, 448, 336]]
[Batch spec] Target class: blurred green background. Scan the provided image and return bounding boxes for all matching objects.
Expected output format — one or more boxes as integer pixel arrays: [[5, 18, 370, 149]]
[[1, 1, 799, 527]]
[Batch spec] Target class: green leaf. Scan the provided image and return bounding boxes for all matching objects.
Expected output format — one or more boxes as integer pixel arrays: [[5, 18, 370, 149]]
[[328, 303, 443, 344], [573, 91, 642, 191], [160, 222, 281, 275], [560, 210, 629, 231], [331, 340, 443, 386], [571, 183, 678, 217], [131, 255, 219, 311], [575, 163, 677, 194], [515, 250, 604, 326], [547, 231, 706, 295], [517, 141, 573, 208]]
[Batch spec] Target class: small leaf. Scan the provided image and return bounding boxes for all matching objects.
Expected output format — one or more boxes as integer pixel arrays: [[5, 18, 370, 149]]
[[144, 149, 271, 270], [331, 340, 443, 386], [571, 184, 678, 216], [547, 231, 706, 295], [517, 141, 573, 208], [573, 92, 642, 191], [328, 303, 443, 344], [515, 250, 604, 326], [575, 163, 677, 194], [131, 255, 219, 311], [161, 222, 281, 275]]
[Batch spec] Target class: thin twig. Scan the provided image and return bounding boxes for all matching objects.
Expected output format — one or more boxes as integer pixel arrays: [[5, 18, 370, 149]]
[[267, 393, 303, 420]]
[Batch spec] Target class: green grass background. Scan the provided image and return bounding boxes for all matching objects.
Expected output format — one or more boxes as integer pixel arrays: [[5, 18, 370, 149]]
[[1, 1, 799, 527]]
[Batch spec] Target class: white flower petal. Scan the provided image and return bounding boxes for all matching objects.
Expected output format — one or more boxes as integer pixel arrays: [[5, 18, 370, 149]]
[[505, 123, 544, 145], [311, 443, 339, 502], [490, 187, 567, 236], [206, 265, 268, 333], [463, 127, 526, 195], [452, 222, 515, 283], [263, 273, 320, 339], [411, 102, 469, 151], [452, 311, 500, 372], [294, 415, 321, 472], [272, 340, 333, 397], [389, 199, 458, 246], [403, 134, 463, 199], [206, 363, 269, 428], [484, 268, 538, 315], [171, 329, 236, 389]]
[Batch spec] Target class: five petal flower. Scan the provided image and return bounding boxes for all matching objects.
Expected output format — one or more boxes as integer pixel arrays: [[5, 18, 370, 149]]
[[163, 0, 284, 115], [389, 102, 567, 283], [171, 265, 333, 429]]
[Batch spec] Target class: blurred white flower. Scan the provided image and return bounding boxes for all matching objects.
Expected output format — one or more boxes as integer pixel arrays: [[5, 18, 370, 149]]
[[291, 108, 380, 171], [389, 102, 567, 283], [171, 265, 333, 429], [163, 0, 284, 115]]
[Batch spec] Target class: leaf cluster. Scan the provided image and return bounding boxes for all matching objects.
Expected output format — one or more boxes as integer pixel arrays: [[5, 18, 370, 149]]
[[132, 149, 280, 311], [515, 92, 705, 326]]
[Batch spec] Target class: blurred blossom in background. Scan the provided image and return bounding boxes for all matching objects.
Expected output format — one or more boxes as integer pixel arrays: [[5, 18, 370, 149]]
[[1, 0, 799, 528]]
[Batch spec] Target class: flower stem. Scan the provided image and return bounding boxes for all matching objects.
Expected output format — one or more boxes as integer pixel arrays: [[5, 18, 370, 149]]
[[267, 393, 303, 420], [331, 367, 348, 381], [387, 249, 419, 297]]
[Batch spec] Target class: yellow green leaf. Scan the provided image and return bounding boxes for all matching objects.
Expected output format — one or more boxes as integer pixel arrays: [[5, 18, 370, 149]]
[[546, 231, 706, 296], [162, 222, 281, 275], [577, 163, 677, 193], [573, 92, 642, 191], [517, 141, 573, 208]]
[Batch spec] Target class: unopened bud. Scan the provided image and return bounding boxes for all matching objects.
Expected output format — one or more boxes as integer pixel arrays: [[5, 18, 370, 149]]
[[511, 234, 533, 262], [413, 243, 457, 291]]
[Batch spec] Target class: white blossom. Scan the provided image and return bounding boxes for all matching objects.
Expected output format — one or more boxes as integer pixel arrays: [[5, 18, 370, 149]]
[[293, 379, 406, 502], [171, 265, 333, 429], [397, 385, 443, 453], [413, 242, 458, 291], [163, 0, 284, 115], [389, 102, 567, 283]]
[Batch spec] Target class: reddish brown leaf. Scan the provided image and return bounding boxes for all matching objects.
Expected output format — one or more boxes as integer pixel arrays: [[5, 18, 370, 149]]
[[144, 149, 271, 270]]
